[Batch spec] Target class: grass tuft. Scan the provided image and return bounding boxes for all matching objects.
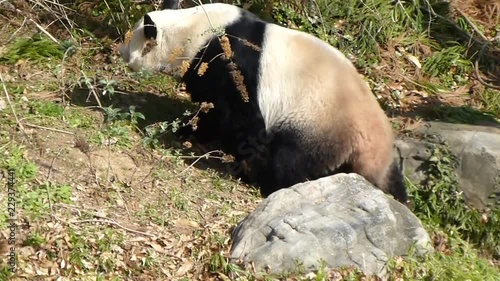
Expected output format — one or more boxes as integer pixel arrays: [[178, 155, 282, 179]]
[[0, 34, 64, 64]]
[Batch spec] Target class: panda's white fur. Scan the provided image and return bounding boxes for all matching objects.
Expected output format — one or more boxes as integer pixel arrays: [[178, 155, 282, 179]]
[[118, 2, 408, 204], [120, 4, 242, 75]]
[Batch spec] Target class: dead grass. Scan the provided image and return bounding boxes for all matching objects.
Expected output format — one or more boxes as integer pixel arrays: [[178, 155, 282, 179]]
[[451, 0, 500, 32]]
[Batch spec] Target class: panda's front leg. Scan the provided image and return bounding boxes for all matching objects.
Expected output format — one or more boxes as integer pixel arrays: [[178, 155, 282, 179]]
[[220, 129, 271, 186]]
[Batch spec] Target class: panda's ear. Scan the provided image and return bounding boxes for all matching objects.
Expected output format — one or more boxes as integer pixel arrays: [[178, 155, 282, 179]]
[[161, 0, 180, 10], [143, 14, 157, 40]]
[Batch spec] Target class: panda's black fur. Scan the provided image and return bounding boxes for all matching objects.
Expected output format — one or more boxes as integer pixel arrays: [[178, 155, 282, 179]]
[[118, 1, 409, 204]]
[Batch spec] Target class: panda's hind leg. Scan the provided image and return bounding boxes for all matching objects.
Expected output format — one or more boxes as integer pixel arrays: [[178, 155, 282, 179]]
[[383, 160, 409, 205], [353, 150, 409, 205], [256, 131, 328, 197]]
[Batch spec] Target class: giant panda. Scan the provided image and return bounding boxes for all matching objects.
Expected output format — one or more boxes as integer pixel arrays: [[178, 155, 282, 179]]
[[117, 2, 409, 204]]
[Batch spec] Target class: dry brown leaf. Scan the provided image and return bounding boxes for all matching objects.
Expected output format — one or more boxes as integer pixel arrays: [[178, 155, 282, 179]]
[[405, 54, 422, 69], [149, 241, 166, 253], [173, 218, 200, 228], [387, 82, 404, 91], [175, 260, 193, 277]]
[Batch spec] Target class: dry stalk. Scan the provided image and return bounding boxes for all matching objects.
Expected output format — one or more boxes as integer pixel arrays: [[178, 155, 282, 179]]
[[177, 150, 227, 176], [54, 202, 155, 237], [79, 70, 103, 108], [71, 219, 155, 237], [24, 123, 75, 135], [219, 35, 250, 102], [0, 73, 29, 139]]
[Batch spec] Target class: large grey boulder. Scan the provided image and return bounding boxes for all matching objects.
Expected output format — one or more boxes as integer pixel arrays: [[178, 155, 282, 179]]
[[396, 121, 500, 209], [230, 173, 432, 277]]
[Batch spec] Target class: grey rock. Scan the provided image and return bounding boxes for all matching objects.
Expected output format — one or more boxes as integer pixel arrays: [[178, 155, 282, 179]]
[[396, 121, 500, 209], [230, 174, 432, 277], [394, 138, 433, 184]]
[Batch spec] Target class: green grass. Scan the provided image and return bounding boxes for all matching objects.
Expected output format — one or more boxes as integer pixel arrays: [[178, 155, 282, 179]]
[[428, 105, 499, 124], [388, 236, 500, 280], [478, 88, 500, 117], [0, 34, 64, 64], [0, 143, 74, 225], [422, 44, 472, 76]]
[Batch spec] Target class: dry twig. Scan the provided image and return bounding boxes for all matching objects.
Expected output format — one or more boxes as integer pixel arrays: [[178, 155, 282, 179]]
[[0, 73, 29, 138], [54, 203, 155, 237], [71, 219, 155, 237], [177, 150, 225, 176], [24, 123, 75, 135]]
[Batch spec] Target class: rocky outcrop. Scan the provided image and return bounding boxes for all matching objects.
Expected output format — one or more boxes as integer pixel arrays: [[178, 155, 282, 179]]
[[230, 174, 432, 277], [396, 121, 500, 209]]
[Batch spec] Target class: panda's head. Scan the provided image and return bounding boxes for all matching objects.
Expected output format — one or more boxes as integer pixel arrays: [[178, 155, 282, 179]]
[[117, 3, 241, 77], [117, 10, 186, 75]]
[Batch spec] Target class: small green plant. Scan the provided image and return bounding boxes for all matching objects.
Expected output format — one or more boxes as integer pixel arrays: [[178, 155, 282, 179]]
[[209, 252, 243, 275], [169, 187, 190, 211], [98, 79, 118, 97], [68, 228, 93, 270], [142, 118, 183, 148], [2, 145, 38, 182], [23, 232, 47, 248], [102, 105, 145, 125], [0, 266, 13, 280]]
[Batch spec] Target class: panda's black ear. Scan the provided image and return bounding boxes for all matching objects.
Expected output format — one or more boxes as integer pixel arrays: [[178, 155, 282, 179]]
[[143, 14, 157, 40], [161, 0, 180, 10]]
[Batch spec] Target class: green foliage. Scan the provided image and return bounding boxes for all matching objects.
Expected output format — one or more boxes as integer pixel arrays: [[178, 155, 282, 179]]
[[428, 105, 498, 125], [92, 105, 146, 147], [478, 88, 500, 117], [1, 1, 498, 280], [408, 143, 500, 257], [1, 145, 38, 182], [83, 0, 155, 36], [99, 79, 118, 97], [28, 100, 65, 118], [23, 232, 47, 248], [0, 34, 64, 64], [422, 44, 472, 83], [209, 252, 243, 276], [143, 118, 182, 148], [17, 182, 73, 217], [270, 0, 425, 60], [387, 237, 500, 280], [0, 266, 13, 280], [94, 119, 134, 147], [68, 228, 93, 270]]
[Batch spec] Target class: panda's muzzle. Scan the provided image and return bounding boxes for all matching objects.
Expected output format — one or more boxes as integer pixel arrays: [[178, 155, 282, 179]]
[[116, 43, 130, 63]]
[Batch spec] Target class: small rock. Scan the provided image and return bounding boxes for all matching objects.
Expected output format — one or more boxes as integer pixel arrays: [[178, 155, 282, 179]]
[[230, 173, 432, 277]]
